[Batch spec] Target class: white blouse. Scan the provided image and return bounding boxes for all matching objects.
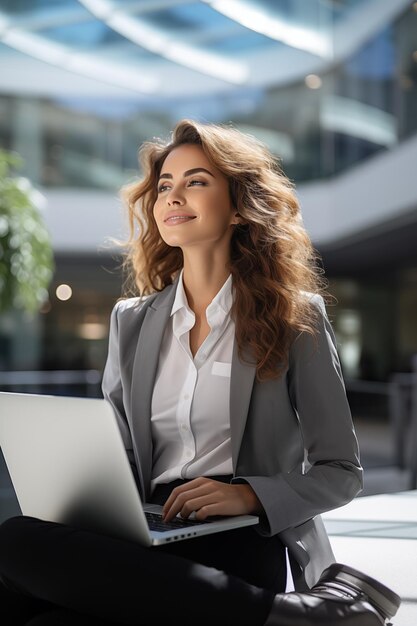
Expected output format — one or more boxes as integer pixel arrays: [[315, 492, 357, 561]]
[[150, 269, 235, 493]]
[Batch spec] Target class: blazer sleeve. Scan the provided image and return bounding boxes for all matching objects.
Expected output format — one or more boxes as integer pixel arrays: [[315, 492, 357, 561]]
[[101, 301, 137, 472], [233, 295, 363, 536]]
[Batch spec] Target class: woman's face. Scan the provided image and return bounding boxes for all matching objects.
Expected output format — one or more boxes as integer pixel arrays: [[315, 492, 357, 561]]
[[153, 143, 240, 251]]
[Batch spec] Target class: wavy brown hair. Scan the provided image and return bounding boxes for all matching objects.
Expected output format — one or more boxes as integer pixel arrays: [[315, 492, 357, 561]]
[[120, 119, 326, 381]]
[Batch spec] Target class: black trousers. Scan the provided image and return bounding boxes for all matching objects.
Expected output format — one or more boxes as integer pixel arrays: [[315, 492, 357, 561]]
[[0, 478, 286, 626]]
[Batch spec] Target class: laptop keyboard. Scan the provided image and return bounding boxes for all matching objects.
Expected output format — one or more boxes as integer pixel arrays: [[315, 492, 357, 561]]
[[145, 511, 211, 532]]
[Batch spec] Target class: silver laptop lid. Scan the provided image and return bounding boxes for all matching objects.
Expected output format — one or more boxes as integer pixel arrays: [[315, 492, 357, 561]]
[[0, 392, 153, 546]]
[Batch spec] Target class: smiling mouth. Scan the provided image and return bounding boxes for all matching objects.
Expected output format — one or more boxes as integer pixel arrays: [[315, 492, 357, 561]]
[[164, 216, 196, 224]]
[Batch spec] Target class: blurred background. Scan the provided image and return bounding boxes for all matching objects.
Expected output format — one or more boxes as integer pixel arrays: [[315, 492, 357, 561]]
[[0, 0, 417, 505]]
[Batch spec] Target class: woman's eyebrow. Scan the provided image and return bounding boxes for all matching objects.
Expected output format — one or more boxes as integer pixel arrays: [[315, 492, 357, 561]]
[[158, 167, 215, 181]]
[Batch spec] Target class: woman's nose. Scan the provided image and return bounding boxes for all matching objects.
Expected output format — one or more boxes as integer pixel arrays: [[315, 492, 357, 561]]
[[166, 186, 185, 205]]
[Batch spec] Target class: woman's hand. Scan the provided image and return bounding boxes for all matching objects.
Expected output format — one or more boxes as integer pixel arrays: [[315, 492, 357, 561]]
[[162, 477, 263, 523]]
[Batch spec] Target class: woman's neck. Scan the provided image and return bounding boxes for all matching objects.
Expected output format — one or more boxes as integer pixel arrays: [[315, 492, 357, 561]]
[[182, 253, 230, 316]]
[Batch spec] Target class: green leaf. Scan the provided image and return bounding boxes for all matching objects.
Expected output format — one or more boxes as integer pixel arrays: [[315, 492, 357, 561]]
[[0, 150, 54, 314]]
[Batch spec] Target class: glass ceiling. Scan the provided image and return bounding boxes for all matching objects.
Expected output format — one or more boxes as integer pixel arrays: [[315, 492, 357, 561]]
[[0, 0, 414, 190], [0, 0, 402, 95]]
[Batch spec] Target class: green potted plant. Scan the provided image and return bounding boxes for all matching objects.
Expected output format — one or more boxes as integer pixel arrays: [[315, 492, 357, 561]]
[[0, 149, 54, 314]]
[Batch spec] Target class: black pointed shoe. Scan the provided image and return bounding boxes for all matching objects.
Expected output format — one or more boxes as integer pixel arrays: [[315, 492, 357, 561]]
[[264, 563, 401, 625]]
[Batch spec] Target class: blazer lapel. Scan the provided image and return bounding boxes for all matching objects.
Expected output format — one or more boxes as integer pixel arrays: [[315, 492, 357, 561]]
[[230, 340, 257, 471], [130, 280, 178, 500]]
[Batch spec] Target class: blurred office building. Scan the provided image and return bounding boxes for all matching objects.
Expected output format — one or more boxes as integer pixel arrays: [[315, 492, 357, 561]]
[[0, 0, 416, 416]]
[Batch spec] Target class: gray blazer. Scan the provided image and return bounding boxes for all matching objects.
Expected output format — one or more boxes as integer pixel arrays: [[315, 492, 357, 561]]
[[102, 277, 363, 589]]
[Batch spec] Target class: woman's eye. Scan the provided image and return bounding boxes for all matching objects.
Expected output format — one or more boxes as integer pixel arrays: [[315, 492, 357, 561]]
[[158, 180, 207, 193]]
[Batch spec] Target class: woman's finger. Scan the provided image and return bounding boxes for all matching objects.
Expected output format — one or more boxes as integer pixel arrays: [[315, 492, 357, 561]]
[[162, 478, 214, 518], [163, 483, 218, 521]]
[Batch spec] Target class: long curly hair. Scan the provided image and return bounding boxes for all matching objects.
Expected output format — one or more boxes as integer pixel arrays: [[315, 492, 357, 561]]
[[120, 119, 326, 381]]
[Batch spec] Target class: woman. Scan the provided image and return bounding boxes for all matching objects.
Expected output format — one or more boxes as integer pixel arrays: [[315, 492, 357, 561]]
[[0, 119, 399, 625]]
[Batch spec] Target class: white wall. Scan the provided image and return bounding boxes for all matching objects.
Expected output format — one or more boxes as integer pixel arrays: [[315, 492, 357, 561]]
[[298, 134, 417, 244], [41, 189, 126, 253]]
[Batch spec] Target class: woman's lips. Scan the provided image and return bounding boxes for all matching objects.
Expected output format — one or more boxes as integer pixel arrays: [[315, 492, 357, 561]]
[[164, 216, 196, 225]]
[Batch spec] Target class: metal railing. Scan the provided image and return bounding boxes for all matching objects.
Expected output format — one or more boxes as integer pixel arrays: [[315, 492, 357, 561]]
[[346, 374, 417, 489], [388, 373, 417, 489], [0, 370, 103, 398]]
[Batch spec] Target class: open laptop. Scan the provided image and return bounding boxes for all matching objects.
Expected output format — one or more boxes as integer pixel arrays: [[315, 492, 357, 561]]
[[0, 392, 258, 545]]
